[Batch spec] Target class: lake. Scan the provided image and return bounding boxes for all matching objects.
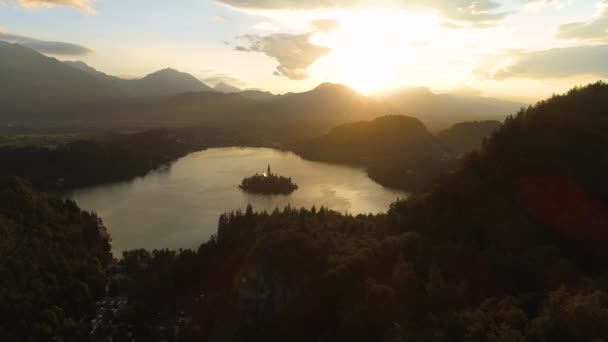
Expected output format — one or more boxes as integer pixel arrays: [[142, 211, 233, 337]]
[[70, 147, 408, 254]]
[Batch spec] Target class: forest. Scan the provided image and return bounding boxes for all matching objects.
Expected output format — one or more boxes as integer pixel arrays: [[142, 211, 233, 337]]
[[0, 129, 205, 191], [118, 82, 608, 341], [0, 177, 112, 341], [2, 82, 607, 341]]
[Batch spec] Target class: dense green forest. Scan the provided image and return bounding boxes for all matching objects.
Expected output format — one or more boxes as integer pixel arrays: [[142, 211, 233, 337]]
[[97, 82, 608, 340], [3, 83, 608, 341], [0, 121, 341, 192], [0, 177, 112, 340], [0, 129, 205, 191]]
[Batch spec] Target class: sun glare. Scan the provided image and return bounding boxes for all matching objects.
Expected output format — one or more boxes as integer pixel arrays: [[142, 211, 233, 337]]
[[311, 10, 436, 95], [339, 49, 402, 95]]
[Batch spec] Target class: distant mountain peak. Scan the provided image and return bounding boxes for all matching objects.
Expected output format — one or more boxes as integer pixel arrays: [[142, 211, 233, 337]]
[[311, 82, 360, 96], [214, 81, 241, 93], [136, 68, 214, 95], [314, 82, 351, 90], [144, 67, 189, 78], [0, 41, 123, 115], [64, 60, 109, 77]]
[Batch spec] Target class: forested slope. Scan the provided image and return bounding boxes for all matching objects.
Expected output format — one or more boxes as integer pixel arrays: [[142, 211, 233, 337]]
[[110, 82, 608, 341], [0, 178, 112, 340]]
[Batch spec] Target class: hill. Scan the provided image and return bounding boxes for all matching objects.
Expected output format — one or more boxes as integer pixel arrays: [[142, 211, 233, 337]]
[[0, 41, 123, 118], [376, 87, 523, 129], [296, 115, 451, 190], [437, 120, 502, 155], [298, 115, 446, 163]]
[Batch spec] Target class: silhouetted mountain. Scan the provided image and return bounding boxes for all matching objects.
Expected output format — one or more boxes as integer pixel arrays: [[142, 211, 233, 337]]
[[376, 87, 523, 129], [0, 41, 123, 118], [64, 60, 123, 83], [0, 46, 515, 128], [65, 61, 214, 97], [127, 68, 214, 97], [62, 82, 389, 126], [298, 115, 446, 163], [214, 82, 241, 93], [437, 120, 502, 155], [297, 114, 451, 190], [249, 83, 389, 122], [239, 89, 275, 100]]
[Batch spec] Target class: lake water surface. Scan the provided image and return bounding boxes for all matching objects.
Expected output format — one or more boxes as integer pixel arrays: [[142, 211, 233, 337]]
[[70, 147, 408, 254]]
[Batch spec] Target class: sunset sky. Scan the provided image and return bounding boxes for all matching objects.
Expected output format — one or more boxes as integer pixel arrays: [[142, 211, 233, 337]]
[[1, 0, 607, 101]]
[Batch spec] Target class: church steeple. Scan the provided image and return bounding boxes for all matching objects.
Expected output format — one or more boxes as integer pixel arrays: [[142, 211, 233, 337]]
[[267, 164, 271, 176]]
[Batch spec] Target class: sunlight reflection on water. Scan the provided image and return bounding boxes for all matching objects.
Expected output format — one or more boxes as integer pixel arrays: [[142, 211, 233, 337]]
[[69, 147, 408, 254]]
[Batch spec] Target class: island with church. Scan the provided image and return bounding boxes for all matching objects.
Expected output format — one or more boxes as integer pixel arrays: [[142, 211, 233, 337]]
[[239, 165, 299, 195]]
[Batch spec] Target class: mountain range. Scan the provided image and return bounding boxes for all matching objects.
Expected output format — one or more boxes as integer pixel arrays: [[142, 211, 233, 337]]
[[64, 61, 215, 97], [0, 41, 525, 127], [0, 41, 122, 116], [375, 87, 522, 130]]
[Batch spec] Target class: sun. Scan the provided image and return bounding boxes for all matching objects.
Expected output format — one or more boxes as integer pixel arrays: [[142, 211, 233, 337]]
[[310, 10, 426, 95], [339, 51, 402, 95]]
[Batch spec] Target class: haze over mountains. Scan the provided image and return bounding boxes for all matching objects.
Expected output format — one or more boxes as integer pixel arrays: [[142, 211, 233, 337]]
[[0, 41, 525, 127], [214, 82, 241, 93], [375, 87, 522, 128], [65, 61, 215, 97], [0, 41, 121, 114]]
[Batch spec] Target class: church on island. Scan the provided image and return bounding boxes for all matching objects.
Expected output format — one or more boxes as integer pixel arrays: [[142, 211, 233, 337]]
[[239, 165, 299, 195]]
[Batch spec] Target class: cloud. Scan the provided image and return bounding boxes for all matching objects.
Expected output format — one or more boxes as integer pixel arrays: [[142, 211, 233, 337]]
[[213, 15, 230, 22], [215, 0, 508, 27], [440, 21, 465, 29], [0, 30, 92, 55], [476, 45, 608, 80], [1, 0, 94, 12], [201, 72, 247, 87], [409, 40, 431, 47], [252, 21, 280, 31], [310, 19, 340, 33], [555, 0, 608, 42], [523, 0, 560, 10], [235, 32, 330, 80]]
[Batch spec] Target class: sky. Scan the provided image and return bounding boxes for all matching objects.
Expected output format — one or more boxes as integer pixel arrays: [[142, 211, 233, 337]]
[[0, 0, 607, 101]]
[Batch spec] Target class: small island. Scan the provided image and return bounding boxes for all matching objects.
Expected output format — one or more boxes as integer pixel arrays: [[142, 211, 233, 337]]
[[239, 165, 298, 194]]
